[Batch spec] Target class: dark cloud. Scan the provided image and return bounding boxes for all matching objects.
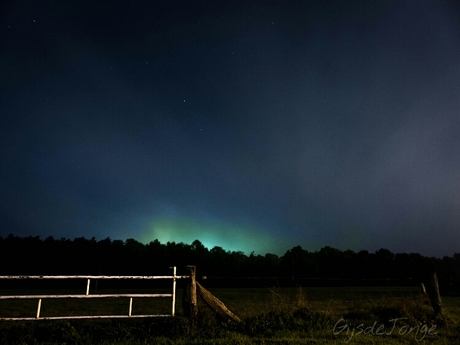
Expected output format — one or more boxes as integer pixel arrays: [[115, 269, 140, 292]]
[[1, 0, 460, 256]]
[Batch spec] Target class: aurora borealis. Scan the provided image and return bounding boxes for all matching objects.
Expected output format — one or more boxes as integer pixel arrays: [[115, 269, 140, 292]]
[[1, 0, 460, 257]]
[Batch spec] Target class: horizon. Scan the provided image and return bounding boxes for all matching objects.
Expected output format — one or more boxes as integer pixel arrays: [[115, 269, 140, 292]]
[[1, 233, 457, 259]]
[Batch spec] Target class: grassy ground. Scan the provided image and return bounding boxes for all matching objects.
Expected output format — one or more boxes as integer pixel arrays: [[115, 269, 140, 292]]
[[1, 286, 459, 344]]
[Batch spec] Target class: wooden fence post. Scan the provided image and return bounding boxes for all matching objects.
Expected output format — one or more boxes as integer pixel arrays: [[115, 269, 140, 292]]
[[426, 272, 443, 317], [420, 283, 427, 295], [196, 281, 242, 323], [182, 265, 197, 318]]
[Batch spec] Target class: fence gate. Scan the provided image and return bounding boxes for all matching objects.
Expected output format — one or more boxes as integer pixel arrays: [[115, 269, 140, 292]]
[[0, 267, 189, 321]]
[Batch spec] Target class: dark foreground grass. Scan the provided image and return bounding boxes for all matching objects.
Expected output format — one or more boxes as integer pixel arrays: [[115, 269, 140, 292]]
[[1, 287, 459, 344]]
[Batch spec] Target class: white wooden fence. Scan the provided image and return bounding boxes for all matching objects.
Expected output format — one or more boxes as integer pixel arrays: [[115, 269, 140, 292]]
[[0, 267, 189, 321]]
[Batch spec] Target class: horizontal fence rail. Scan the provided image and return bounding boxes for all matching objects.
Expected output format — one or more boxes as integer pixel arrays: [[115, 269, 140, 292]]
[[0, 267, 190, 321]]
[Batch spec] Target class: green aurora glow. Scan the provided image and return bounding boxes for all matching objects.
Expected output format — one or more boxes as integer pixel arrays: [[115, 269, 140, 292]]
[[140, 217, 287, 255]]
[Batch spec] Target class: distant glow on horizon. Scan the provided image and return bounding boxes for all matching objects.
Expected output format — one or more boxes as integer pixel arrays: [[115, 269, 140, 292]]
[[139, 217, 286, 255]]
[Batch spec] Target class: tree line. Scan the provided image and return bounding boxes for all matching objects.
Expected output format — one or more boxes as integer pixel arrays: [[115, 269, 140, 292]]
[[1, 235, 459, 288]]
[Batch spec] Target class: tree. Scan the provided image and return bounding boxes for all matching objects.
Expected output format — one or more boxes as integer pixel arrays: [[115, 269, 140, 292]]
[[281, 246, 308, 280]]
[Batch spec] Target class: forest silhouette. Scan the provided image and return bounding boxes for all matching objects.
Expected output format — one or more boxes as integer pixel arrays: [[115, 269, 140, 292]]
[[1, 235, 459, 290]]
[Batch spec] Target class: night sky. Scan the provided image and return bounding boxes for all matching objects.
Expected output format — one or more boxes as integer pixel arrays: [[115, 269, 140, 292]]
[[2, 0, 460, 257]]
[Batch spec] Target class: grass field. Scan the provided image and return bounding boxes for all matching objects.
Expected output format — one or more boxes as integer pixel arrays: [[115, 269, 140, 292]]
[[1, 285, 459, 344]]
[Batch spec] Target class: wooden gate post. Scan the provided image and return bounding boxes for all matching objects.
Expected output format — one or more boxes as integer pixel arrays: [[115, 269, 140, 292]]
[[182, 265, 197, 318], [426, 272, 443, 317]]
